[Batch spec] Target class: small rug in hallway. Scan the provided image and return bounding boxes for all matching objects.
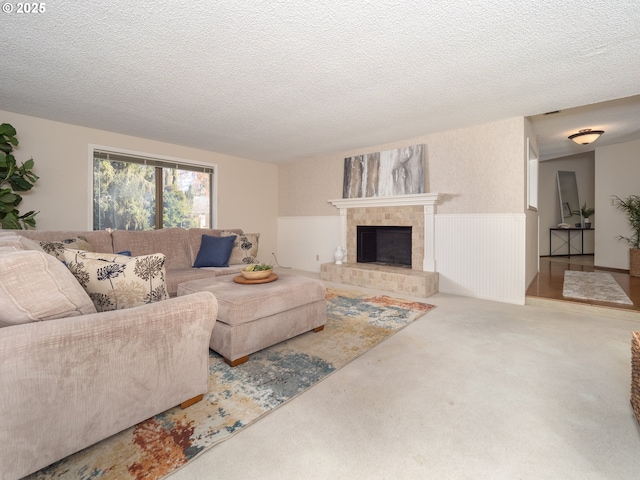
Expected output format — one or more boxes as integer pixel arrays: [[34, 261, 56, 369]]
[[562, 271, 633, 305], [30, 288, 434, 480]]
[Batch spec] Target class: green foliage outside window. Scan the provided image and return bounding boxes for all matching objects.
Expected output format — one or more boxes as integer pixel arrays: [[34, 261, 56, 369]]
[[94, 160, 156, 230], [94, 155, 211, 231]]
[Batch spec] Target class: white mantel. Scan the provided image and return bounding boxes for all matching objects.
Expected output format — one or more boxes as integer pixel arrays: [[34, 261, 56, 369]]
[[328, 193, 442, 209], [328, 193, 443, 271]]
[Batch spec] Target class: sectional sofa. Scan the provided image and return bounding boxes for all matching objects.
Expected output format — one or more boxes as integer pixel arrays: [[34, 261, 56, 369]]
[[18, 227, 251, 296], [0, 227, 254, 479]]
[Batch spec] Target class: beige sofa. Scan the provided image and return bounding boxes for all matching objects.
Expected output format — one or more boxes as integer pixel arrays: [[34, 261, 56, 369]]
[[18, 227, 249, 296], [0, 227, 254, 479]]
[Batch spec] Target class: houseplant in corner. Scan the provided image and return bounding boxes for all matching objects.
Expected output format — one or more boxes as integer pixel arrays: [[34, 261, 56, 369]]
[[0, 123, 39, 229], [614, 195, 640, 276]]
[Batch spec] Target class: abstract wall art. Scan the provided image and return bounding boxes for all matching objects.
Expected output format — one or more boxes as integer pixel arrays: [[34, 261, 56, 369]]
[[342, 144, 425, 198]]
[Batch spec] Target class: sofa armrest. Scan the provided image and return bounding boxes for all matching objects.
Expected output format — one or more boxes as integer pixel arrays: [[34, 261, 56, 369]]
[[0, 291, 218, 480]]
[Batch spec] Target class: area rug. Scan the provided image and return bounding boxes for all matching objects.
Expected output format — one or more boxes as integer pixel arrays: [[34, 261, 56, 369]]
[[31, 288, 434, 480], [562, 271, 633, 305]]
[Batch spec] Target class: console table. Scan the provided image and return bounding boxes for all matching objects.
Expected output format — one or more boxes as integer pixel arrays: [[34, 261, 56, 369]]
[[549, 228, 594, 258]]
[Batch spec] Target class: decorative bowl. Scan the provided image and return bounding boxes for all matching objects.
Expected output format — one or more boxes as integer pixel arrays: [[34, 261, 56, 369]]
[[241, 267, 273, 280]]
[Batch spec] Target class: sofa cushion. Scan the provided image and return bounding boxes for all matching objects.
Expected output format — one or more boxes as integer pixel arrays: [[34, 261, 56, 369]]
[[193, 234, 236, 268], [64, 249, 169, 312], [18, 230, 114, 254], [0, 234, 45, 252], [0, 250, 97, 327], [38, 236, 93, 261], [221, 231, 260, 264], [111, 228, 191, 270]]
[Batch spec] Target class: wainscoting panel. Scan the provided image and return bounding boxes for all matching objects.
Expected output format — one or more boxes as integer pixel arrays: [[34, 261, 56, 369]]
[[435, 214, 526, 304], [277, 216, 341, 273]]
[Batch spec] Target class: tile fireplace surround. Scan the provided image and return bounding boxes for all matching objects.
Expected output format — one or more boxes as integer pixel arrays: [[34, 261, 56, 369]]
[[320, 194, 441, 297]]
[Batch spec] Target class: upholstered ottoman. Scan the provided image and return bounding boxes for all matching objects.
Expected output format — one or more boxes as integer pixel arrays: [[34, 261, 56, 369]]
[[177, 273, 327, 366]]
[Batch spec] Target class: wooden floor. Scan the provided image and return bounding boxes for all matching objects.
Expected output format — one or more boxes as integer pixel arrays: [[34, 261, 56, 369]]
[[526, 255, 640, 312]]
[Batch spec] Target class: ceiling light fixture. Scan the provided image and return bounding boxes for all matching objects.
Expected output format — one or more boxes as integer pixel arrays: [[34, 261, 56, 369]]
[[568, 128, 605, 145]]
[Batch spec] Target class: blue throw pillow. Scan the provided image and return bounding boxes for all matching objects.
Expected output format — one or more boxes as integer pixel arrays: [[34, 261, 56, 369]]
[[193, 234, 237, 268]]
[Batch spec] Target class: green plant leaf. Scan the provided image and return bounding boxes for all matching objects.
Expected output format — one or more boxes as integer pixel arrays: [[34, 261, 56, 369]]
[[0, 123, 17, 137], [25, 172, 39, 183], [0, 122, 37, 228], [0, 190, 17, 204], [0, 202, 16, 213], [0, 211, 21, 229], [9, 176, 34, 191]]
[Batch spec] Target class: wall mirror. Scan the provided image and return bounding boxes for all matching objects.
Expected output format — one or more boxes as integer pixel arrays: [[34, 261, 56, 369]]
[[557, 171, 582, 227]]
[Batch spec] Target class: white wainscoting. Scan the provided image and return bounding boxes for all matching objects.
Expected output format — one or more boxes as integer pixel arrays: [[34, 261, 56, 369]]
[[435, 213, 526, 305], [277, 213, 527, 304], [277, 216, 341, 272]]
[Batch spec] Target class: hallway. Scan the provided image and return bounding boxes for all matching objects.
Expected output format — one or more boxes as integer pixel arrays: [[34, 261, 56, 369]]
[[526, 255, 640, 313]]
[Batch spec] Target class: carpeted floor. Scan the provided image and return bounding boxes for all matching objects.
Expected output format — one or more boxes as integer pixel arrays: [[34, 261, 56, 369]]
[[30, 288, 434, 480], [562, 270, 633, 304]]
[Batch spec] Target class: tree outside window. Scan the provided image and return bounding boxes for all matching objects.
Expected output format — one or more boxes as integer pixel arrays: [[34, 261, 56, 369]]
[[93, 150, 214, 231]]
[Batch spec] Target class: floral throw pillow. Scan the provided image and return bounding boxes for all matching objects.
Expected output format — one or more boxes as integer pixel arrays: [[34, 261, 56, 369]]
[[220, 231, 260, 265], [63, 249, 169, 312], [39, 236, 92, 261]]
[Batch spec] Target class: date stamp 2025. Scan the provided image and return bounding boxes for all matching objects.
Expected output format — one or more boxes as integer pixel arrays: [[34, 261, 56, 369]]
[[2, 3, 46, 14]]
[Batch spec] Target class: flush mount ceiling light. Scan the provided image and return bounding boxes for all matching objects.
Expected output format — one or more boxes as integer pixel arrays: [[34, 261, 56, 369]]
[[568, 128, 605, 145]]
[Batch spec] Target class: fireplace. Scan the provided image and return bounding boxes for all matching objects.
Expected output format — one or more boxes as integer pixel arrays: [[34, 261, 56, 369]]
[[328, 193, 442, 272], [357, 226, 412, 268], [323, 194, 442, 297]]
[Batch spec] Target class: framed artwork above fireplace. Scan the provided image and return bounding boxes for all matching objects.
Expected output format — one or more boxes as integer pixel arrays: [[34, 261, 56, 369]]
[[342, 144, 425, 198]]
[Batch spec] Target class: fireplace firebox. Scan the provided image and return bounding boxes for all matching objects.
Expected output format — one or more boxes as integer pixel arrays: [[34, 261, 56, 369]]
[[357, 226, 412, 268]]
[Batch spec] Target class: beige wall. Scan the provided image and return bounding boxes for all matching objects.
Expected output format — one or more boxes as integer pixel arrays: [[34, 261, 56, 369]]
[[0, 110, 278, 260], [279, 117, 526, 216], [595, 139, 640, 270]]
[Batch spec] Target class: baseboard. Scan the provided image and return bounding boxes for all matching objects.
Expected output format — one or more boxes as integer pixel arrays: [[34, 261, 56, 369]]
[[594, 265, 630, 274]]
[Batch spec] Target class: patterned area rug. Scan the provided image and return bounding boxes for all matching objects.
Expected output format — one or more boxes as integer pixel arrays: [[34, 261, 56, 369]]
[[31, 288, 434, 480], [562, 271, 633, 305]]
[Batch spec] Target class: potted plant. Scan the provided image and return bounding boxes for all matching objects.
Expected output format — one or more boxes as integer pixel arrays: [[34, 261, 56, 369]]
[[0, 123, 39, 229], [576, 203, 595, 228], [614, 195, 640, 276]]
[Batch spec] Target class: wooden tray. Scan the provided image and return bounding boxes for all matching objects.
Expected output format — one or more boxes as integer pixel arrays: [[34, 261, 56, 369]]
[[233, 273, 278, 284]]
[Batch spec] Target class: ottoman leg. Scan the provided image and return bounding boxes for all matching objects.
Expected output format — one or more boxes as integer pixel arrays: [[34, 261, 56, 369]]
[[313, 325, 325, 333], [180, 394, 203, 409], [224, 355, 249, 367]]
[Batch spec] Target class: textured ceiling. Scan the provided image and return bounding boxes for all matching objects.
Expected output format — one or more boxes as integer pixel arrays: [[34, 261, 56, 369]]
[[1, 1, 640, 163]]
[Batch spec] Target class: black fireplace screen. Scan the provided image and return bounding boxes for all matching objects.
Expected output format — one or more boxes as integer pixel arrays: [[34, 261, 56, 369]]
[[357, 226, 412, 267]]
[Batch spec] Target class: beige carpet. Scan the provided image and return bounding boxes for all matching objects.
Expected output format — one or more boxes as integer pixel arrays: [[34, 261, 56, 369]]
[[168, 285, 640, 480], [562, 270, 633, 304]]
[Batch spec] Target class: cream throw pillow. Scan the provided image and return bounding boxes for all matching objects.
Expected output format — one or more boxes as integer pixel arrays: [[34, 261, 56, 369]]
[[63, 249, 169, 312], [39, 236, 93, 261], [220, 231, 260, 264], [0, 250, 97, 327]]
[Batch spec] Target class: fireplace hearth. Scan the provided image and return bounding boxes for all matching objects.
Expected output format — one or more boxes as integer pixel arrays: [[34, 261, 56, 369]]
[[357, 226, 412, 268]]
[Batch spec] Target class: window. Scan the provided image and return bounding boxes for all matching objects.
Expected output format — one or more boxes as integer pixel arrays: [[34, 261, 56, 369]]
[[92, 148, 214, 231]]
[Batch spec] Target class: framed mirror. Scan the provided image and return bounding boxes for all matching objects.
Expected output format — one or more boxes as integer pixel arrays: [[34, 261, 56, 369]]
[[557, 171, 583, 227]]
